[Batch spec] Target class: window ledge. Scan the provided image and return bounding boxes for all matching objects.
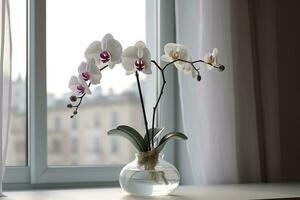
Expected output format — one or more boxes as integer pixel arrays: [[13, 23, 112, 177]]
[[3, 184, 300, 200]]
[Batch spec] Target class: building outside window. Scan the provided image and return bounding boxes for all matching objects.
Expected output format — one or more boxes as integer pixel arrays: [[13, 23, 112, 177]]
[[50, 139, 62, 154], [70, 137, 78, 154], [93, 137, 101, 153], [93, 112, 101, 129], [111, 137, 119, 154], [54, 116, 62, 132], [70, 117, 78, 131], [111, 111, 118, 128]]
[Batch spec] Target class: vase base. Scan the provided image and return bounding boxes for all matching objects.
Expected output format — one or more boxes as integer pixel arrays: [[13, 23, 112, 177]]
[[119, 153, 180, 196], [119, 172, 179, 196]]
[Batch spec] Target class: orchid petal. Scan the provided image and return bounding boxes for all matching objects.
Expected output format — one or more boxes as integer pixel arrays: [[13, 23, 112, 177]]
[[77, 62, 87, 74], [164, 43, 178, 56], [164, 43, 189, 60], [122, 57, 136, 74], [135, 41, 146, 58], [106, 38, 122, 65], [212, 48, 218, 56], [68, 76, 91, 95], [141, 47, 151, 74], [161, 54, 173, 62], [88, 63, 102, 85], [78, 77, 91, 94], [101, 33, 114, 50], [84, 41, 102, 61], [122, 46, 138, 72]]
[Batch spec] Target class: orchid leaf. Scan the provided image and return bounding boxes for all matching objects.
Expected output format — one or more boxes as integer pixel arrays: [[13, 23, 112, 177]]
[[107, 125, 147, 152], [144, 127, 164, 146], [155, 132, 188, 153]]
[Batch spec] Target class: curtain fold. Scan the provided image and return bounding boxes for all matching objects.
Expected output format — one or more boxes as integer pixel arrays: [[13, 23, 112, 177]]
[[175, 0, 271, 184], [0, 0, 12, 195]]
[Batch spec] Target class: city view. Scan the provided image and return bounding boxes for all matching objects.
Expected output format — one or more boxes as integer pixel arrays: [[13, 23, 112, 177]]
[[7, 76, 144, 166]]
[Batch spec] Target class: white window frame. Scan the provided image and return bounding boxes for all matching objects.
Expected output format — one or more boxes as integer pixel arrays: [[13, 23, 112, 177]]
[[3, 0, 176, 188]]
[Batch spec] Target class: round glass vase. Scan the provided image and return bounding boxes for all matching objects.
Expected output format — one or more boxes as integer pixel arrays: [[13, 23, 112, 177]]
[[119, 152, 180, 196]]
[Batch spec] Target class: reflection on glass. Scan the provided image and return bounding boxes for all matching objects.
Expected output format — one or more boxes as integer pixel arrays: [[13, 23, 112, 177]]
[[7, 0, 27, 166], [47, 0, 146, 165]]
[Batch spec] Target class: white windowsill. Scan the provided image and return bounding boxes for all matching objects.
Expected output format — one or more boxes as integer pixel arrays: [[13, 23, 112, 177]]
[[3, 183, 300, 200]]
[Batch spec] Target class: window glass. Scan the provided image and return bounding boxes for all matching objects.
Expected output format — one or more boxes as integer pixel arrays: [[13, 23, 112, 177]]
[[47, 0, 146, 165], [7, 0, 27, 166]]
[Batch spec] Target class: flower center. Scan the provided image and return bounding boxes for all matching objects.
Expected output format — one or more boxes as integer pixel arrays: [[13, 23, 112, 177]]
[[76, 85, 85, 94], [100, 51, 110, 63], [81, 72, 90, 81], [172, 51, 180, 60], [135, 59, 145, 71], [207, 55, 214, 64]]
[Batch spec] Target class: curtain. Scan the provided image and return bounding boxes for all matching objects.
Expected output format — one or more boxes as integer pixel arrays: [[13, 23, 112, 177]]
[[175, 0, 280, 184], [0, 0, 12, 195]]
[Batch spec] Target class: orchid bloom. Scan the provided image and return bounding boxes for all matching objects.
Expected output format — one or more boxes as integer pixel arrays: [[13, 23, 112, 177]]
[[121, 41, 151, 75], [161, 43, 197, 77], [78, 59, 102, 85], [204, 48, 218, 70], [84, 33, 122, 69], [69, 76, 91, 95]]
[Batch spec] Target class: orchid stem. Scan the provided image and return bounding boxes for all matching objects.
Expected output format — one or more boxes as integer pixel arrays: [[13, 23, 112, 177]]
[[150, 59, 215, 146], [135, 71, 151, 150]]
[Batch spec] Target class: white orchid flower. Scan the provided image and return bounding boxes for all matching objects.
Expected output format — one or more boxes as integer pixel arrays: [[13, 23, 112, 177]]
[[78, 59, 102, 85], [69, 76, 91, 95], [121, 41, 152, 75], [204, 48, 218, 70], [84, 33, 122, 69], [161, 43, 195, 72]]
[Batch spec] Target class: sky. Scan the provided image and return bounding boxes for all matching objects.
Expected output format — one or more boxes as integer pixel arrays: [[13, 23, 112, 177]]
[[10, 0, 146, 97]]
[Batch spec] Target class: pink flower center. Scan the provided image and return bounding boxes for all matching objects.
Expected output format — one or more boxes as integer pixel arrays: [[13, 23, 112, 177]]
[[81, 72, 90, 81], [135, 59, 145, 71], [100, 51, 110, 63], [77, 85, 85, 94]]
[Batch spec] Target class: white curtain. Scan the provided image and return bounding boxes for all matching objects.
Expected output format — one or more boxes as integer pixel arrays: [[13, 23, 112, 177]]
[[0, 0, 12, 195], [175, 0, 266, 184]]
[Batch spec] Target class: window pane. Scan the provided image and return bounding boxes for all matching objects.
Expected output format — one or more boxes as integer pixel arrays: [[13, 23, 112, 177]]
[[6, 0, 27, 166], [47, 0, 146, 165]]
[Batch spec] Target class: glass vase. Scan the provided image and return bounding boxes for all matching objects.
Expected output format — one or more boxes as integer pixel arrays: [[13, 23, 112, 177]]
[[119, 152, 180, 196]]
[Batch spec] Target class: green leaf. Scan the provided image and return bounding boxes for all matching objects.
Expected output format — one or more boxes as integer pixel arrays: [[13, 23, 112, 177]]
[[107, 125, 147, 152], [144, 128, 164, 146], [155, 132, 188, 153]]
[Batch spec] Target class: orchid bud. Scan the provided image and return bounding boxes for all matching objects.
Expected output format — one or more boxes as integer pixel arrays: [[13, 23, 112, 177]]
[[218, 65, 225, 72], [73, 110, 78, 115], [197, 74, 201, 81], [67, 104, 73, 108], [70, 115, 74, 118], [70, 95, 77, 102]]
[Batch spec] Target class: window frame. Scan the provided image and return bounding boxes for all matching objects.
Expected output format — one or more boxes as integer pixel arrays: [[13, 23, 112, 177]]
[[3, 0, 176, 188]]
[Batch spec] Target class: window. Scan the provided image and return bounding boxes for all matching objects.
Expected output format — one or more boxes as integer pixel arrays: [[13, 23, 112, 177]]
[[4, 0, 161, 187], [45, 0, 148, 167]]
